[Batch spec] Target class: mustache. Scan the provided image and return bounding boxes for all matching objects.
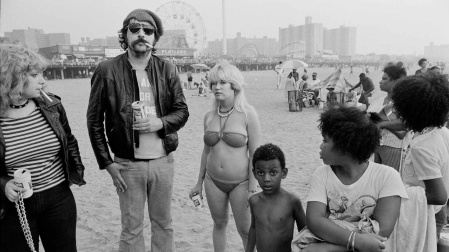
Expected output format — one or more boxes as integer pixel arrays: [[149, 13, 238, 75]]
[[131, 38, 150, 47]]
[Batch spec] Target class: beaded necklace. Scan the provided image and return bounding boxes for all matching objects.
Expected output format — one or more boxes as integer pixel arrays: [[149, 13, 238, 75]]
[[217, 106, 234, 117], [10, 99, 30, 109]]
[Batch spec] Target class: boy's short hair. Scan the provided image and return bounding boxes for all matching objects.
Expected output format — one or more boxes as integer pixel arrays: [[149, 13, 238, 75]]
[[252, 143, 286, 169], [319, 106, 381, 163], [392, 73, 449, 132], [418, 58, 427, 67]]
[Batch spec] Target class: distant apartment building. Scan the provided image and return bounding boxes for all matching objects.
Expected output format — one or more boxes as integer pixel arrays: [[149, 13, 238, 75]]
[[5, 27, 46, 49], [203, 32, 278, 58], [48, 33, 71, 46], [106, 36, 120, 47], [278, 16, 323, 58], [424, 42, 449, 61], [89, 38, 107, 46], [323, 25, 356, 57], [4, 28, 70, 49]]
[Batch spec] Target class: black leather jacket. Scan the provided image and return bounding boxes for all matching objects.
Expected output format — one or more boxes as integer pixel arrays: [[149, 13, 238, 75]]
[[0, 94, 86, 218], [87, 52, 189, 169]]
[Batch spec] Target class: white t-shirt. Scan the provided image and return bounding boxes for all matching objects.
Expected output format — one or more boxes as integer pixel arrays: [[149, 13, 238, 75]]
[[401, 127, 449, 197], [134, 68, 166, 159], [275, 64, 284, 74], [307, 162, 408, 221]]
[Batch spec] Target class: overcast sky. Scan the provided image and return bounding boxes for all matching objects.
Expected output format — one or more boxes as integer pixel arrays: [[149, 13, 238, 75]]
[[1, 0, 448, 55]]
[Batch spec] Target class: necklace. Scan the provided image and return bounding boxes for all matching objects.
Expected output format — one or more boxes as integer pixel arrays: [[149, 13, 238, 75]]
[[10, 99, 30, 109], [217, 106, 234, 117]]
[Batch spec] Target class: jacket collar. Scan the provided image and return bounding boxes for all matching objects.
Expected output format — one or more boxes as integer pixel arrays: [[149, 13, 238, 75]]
[[122, 50, 156, 70], [33, 94, 60, 109]]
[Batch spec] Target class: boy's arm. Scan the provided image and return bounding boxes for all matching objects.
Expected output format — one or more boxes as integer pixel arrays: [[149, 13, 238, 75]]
[[372, 195, 402, 237], [246, 197, 257, 252], [293, 196, 306, 232]]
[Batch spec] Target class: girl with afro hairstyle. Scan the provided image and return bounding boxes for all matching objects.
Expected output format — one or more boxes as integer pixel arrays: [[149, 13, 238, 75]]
[[293, 106, 407, 252], [388, 73, 449, 251]]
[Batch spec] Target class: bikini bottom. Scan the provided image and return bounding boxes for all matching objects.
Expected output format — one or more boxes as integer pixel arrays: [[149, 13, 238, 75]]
[[206, 172, 248, 194]]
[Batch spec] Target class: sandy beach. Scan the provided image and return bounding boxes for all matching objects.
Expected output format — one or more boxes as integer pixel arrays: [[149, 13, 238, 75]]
[[44, 66, 391, 252]]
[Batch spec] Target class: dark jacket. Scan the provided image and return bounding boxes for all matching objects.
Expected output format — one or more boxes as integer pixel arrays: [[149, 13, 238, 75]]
[[0, 94, 86, 218], [86, 52, 189, 169]]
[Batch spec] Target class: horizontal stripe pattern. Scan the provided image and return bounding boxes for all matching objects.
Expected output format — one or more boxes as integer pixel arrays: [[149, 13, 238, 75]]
[[0, 109, 65, 192]]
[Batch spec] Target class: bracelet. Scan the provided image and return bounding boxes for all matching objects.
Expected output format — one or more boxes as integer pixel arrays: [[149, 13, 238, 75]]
[[248, 189, 257, 193], [346, 231, 354, 251], [352, 232, 356, 252]]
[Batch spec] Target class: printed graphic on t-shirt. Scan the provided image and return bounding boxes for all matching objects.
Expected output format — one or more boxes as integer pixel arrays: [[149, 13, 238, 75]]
[[134, 69, 165, 159], [327, 192, 376, 222]]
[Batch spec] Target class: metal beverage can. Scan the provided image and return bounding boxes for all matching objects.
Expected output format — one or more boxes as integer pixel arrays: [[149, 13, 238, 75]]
[[192, 194, 204, 208], [14, 169, 33, 199], [131, 101, 146, 120]]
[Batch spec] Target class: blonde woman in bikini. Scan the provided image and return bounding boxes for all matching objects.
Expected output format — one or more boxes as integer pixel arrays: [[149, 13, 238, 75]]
[[190, 60, 261, 252]]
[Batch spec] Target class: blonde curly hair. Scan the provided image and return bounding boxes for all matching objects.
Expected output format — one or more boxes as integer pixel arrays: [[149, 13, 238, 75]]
[[0, 43, 48, 116]]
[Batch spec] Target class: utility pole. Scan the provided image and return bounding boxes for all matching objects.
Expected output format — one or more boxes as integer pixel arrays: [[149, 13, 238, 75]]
[[222, 0, 227, 56]]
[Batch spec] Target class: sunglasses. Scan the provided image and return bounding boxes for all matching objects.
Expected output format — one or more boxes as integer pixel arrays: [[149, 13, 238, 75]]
[[127, 23, 155, 36]]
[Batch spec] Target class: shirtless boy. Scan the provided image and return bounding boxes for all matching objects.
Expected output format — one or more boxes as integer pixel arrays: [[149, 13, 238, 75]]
[[246, 143, 306, 252]]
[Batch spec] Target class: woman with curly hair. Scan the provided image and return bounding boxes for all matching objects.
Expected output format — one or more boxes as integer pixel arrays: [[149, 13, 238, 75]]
[[294, 106, 407, 252], [0, 43, 86, 251], [388, 73, 449, 251], [189, 60, 261, 251], [367, 65, 407, 171]]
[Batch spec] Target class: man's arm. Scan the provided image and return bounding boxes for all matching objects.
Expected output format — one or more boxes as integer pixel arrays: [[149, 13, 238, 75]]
[[86, 66, 114, 169], [349, 81, 361, 91]]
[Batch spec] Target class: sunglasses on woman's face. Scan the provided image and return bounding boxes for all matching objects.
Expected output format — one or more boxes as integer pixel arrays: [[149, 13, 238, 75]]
[[127, 23, 155, 36]]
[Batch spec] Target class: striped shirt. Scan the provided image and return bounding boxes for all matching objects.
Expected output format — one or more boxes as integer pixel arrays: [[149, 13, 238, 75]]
[[0, 108, 66, 192]]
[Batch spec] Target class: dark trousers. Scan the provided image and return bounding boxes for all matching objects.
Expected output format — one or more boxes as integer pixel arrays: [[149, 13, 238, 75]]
[[0, 182, 77, 252]]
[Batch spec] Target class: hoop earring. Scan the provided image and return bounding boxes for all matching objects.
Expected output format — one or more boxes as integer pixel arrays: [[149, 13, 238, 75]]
[[19, 91, 22, 97]]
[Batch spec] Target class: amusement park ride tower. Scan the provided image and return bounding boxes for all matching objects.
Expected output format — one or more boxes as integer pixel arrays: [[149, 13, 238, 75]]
[[155, 1, 207, 58]]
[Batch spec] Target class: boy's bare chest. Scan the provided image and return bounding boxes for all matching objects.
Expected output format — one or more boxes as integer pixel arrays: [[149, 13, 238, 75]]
[[254, 204, 293, 227]]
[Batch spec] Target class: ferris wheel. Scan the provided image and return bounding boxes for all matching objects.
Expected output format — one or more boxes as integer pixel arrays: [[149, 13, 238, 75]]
[[155, 1, 207, 55]]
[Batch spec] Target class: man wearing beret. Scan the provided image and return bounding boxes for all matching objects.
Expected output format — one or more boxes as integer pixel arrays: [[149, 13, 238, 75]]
[[87, 9, 189, 251]]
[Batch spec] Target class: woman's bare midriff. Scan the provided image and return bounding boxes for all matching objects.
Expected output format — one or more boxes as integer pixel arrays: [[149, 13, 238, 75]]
[[206, 144, 249, 182]]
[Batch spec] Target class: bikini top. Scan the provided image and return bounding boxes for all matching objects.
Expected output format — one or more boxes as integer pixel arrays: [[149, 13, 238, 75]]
[[203, 115, 248, 148]]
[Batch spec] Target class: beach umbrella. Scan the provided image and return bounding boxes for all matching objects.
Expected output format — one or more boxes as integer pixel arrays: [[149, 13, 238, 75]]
[[191, 63, 210, 70], [309, 66, 350, 92], [281, 60, 309, 69]]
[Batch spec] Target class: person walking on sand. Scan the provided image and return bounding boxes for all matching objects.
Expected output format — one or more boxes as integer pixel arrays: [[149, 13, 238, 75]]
[[86, 9, 189, 252], [190, 60, 261, 252], [274, 61, 284, 89]]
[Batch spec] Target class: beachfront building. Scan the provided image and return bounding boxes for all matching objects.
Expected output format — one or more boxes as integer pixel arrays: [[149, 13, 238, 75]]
[[4, 27, 70, 50], [202, 32, 278, 58], [48, 33, 71, 47], [278, 16, 323, 59], [323, 25, 357, 57], [424, 42, 449, 62]]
